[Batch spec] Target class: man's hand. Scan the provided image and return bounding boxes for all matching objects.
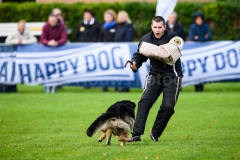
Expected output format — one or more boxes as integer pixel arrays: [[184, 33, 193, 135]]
[[48, 40, 58, 46], [205, 34, 209, 38], [18, 39, 22, 45], [130, 61, 137, 71], [194, 35, 198, 40]]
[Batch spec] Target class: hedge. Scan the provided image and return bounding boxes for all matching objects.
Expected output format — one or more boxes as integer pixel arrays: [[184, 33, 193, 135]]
[[0, 2, 239, 42]]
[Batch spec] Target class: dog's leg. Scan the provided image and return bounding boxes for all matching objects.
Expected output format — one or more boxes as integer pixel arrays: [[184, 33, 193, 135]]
[[119, 133, 126, 146], [105, 129, 112, 145], [119, 132, 132, 143], [98, 130, 106, 142]]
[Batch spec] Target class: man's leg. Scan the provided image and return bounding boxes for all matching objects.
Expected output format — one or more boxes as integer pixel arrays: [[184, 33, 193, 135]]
[[151, 76, 182, 141], [132, 74, 162, 141]]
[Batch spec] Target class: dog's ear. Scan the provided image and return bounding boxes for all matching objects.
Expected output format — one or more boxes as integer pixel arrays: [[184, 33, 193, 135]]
[[130, 101, 136, 108]]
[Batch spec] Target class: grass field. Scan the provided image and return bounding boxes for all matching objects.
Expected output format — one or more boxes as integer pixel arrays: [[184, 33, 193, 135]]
[[0, 83, 240, 160]]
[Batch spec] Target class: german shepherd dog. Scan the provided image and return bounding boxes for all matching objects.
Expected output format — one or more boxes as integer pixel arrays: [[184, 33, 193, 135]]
[[86, 100, 136, 145]]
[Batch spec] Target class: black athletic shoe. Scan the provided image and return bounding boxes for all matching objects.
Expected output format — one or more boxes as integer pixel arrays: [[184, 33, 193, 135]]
[[131, 132, 141, 142], [150, 133, 159, 142]]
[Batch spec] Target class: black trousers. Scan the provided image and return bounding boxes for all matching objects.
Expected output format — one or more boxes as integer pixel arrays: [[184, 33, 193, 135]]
[[195, 84, 204, 92], [133, 73, 182, 138]]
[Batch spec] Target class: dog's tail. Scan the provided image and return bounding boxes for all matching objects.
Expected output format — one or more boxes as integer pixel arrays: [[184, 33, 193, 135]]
[[86, 112, 117, 137]]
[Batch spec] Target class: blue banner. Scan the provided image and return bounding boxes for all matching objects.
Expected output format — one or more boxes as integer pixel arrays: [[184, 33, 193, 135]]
[[0, 41, 240, 88]]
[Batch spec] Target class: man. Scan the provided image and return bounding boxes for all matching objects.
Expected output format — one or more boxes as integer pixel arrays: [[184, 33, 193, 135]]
[[4, 20, 37, 93], [52, 8, 65, 25], [189, 12, 211, 92], [40, 14, 67, 47], [5, 20, 37, 45], [129, 16, 183, 142], [166, 12, 185, 41], [75, 9, 101, 42], [189, 12, 211, 42]]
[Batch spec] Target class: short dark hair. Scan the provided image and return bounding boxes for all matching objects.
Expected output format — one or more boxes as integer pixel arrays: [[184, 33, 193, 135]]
[[84, 9, 94, 16], [152, 16, 165, 25]]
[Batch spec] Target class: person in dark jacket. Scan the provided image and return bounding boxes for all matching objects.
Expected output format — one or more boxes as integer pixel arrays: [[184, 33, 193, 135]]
[[115, 10, 134, 42], [40, 14, 67, 46], [189, 12, 212, 92], [99, 9, 117, 43], [75, 9, 101, 42], [114, 10, 135, 92], [189, 12, 212, 42], [166, 11, 185, 41], [129, 16, 183, 142], [99, 9, 117, 92]]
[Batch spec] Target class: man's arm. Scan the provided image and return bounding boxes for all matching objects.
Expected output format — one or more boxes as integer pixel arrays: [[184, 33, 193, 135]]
[[197, 24, 212, 41], [5, 32, 19, 44], [22, 34, 37, 44], [189, 25, 195, 41], [179, 25, 186, 41], [57, 26, 68, 46], [131, 40, 148, 71], [40, 26, 49, 45]]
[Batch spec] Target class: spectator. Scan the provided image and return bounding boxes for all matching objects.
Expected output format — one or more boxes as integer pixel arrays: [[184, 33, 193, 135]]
[[75, 9, 101, 42], [115, 10, 134, 42], [99, 9, 117, 92], [52, 8, 65, 25], [52, 8, 68, 34], [4, 20, 37, 93], [166, 11, 186, 41], [40, 14, 67, 47], [5, 20, 37, 45], [114, 10, 135, 92], [189, 12, 212, 42], [189, 12, 212, 92], [99, 9, 117, 42]]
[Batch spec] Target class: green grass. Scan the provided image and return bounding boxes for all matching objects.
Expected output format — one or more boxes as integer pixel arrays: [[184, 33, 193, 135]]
[[0, 83, 240, 160]]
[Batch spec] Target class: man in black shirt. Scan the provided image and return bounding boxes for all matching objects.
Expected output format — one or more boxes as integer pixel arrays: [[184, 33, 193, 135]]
[[166, 11, 186, 41], [75, 9, 101, 42], [130, 16, 183, 142]]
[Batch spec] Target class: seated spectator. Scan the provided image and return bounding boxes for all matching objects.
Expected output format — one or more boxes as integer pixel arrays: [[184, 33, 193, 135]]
[[75, 9, 101, 42], [189, 12, 212, 42], [115, 10, 134, 42], [40, 14, 67, 47], [52, 8, 69, 32], [5, 20, 37, 45], [166, 11, 186, 41], [52, 8, 65, 25], [189, 12, 212, 92], [114, 10, 135, 92], [4, 19, 37, 93], [99, 9, 117, 42]]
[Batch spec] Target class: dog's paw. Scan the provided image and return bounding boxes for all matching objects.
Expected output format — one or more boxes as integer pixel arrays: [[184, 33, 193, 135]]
[[120, 142, 125, 146], [98, 138, 104, 142]]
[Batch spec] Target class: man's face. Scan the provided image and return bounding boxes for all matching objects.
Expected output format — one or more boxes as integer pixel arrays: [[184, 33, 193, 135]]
[[151, 21, 166, 39], [168, 13, 177, 25], [48, 16, 58, 27], [53, 9, 63, 22], [53, 9, 61, 17], [84, 12, 92, 22], [195, 16, 203, 25], [18, 22, 25, 34]]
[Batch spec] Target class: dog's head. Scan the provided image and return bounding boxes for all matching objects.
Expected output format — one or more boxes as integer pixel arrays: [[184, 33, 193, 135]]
[[119, 100, 136, 110]]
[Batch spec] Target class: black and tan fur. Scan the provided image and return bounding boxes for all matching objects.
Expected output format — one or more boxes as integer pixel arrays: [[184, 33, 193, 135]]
[[86, 100, 135, 145]]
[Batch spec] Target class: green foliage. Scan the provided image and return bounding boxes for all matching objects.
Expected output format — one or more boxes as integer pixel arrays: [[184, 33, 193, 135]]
[[0, 2, 239, 41], [0, 83, 240, 159]]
